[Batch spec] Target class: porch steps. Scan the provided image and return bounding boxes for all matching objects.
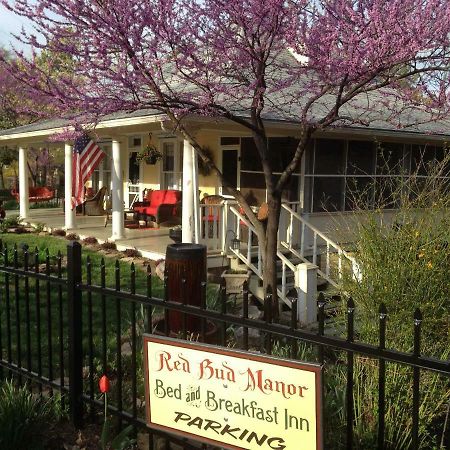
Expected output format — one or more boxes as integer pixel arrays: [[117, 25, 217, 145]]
[[230, 247, 329, 305]]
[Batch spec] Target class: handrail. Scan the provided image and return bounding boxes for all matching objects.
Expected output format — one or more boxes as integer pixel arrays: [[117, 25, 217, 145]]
[[281, 203, 355, 262], [280, 203, 360, 285]]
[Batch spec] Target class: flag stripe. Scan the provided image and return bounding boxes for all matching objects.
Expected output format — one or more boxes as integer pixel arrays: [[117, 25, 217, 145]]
[[71, 136, 105, 209]]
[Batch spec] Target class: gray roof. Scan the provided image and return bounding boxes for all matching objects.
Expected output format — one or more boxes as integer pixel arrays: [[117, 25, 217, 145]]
[[0, 109, 161, 137], [1, 51, 450, 140]]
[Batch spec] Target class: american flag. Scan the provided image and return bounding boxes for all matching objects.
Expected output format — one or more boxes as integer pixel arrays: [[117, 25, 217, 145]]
[[72, 135, 105, 209]]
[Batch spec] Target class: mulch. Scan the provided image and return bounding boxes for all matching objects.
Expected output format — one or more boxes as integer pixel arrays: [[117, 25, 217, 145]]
[[44, 420, 103, 450]]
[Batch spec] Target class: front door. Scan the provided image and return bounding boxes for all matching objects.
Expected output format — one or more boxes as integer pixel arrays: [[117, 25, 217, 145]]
[[126, 151, 141, 207]]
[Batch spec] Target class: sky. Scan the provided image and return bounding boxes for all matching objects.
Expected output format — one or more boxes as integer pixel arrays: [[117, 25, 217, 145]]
[[0, 3, 34, 53]]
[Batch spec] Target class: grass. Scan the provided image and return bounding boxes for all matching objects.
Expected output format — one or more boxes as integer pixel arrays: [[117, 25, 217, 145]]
[[0, 233, 221, 422]]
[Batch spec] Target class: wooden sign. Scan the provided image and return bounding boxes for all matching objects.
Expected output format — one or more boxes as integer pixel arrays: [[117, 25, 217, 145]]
[[143, 335, 323, 450]]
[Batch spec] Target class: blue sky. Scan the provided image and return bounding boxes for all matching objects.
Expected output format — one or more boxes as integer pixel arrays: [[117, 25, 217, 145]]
[[0, 3, 34, 53]]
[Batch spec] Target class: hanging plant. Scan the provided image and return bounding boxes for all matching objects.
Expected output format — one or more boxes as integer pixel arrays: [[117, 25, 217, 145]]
[[198, 146, 215, 176], [136, 144, 163, 165], [136, 133, 163, 164]]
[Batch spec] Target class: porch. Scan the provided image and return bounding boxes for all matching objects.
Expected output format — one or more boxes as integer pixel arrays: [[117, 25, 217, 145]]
[[22, 208, 172, 260]]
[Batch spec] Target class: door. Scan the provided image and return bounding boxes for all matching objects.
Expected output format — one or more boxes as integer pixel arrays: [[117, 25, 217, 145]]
[[221, 148, 238, 195]]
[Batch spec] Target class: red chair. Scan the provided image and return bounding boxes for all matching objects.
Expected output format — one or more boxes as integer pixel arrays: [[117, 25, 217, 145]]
[[11, 186, 55, 203], [133, 189, 182, 226]]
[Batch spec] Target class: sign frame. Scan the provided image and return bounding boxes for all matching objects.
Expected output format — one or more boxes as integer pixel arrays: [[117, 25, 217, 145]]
[[143, 334, 323, 450]]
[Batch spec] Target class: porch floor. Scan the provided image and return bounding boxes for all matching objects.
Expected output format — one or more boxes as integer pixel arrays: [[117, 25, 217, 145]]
[[20, 208, 172, 260]]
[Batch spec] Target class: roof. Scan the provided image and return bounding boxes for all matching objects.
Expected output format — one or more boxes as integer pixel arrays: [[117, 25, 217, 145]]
[[0, 109, 162, 140], [1, 51, 450, 141]]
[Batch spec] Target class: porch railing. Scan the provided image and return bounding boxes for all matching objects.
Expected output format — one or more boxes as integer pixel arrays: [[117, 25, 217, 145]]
[[279, 204, 360, 287]]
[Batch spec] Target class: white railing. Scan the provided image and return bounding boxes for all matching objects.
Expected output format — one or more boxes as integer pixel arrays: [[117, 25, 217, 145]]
[[280, 204, 359, 287], [198, 203, 224, 252], [227, 205, 263, 278], [226, 205, 300, 306]]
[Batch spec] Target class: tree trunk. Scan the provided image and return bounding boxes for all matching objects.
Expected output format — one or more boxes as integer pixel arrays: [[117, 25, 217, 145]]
[[262, 193, 282, 321]]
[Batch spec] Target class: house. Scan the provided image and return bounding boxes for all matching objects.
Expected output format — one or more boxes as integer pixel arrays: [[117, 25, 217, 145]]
[[1, 75, 450, 322]]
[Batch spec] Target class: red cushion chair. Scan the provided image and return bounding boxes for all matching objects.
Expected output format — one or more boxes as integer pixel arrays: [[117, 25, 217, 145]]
[[133, 189, 182, 226]]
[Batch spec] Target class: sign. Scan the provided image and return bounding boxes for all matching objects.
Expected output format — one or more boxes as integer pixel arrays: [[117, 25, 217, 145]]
[[143, 335, 323, 450]]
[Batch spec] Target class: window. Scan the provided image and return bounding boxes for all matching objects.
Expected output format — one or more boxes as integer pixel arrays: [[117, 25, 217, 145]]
[[304, 138, 447, 213], [239, 137, 301, 205], [161, 140, 183, 190]]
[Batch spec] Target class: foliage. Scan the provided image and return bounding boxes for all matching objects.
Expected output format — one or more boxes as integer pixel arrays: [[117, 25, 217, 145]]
[[100, 420, 134, 450], [3, 1, 450, 307], [135, 144, 162, 163], [332, 161, 450, 448], [0, 380, 56, 450], [33, 222, 46, 233], [0, 214, 22, 233], [65, 232, 79, 241], [0, 148, 17, 189]]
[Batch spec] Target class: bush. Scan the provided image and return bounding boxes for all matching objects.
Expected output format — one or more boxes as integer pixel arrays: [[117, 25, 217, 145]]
[[0, 215, 22, 233], [65, 233, 79, 241], [334, 159, 450, 448], [3, 200, 18, 210], [0, 380, 55, 450]]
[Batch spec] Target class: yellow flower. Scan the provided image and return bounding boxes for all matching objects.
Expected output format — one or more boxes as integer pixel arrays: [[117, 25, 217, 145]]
[[427, 262, 433, 269], [418, 253, 424, 258]]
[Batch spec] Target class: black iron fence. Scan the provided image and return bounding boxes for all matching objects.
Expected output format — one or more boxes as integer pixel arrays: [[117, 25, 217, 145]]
[[0, 240, 448, 449]]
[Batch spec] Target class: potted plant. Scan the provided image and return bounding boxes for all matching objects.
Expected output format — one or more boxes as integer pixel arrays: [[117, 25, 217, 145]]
[[222, 269, 250, 294], [136, 144, 163, 165]]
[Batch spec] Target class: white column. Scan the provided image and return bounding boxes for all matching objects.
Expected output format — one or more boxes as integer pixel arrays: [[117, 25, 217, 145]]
[[64, 143, 76, 229], [18, 146, 29, 219], [111, 139, 125, 240], [295, 262, 318, 325], [192, 145, 200, 244], [182, 139, 195, 243]]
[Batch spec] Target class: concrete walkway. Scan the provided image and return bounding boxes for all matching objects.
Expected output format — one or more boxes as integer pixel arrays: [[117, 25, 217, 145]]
[[19, 208, 172, 260]]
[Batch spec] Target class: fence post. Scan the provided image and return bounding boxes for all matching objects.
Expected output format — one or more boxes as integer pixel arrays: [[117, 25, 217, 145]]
[[67, 241, 83, 427]]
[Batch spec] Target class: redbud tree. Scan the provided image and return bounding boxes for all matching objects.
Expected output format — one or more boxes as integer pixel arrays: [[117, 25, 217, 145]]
[[3, 0, 450, 314]]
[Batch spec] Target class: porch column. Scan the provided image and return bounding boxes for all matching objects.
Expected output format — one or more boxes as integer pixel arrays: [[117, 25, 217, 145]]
[[64, 143, 76, 229], [111, 138, 125, 240], [182, 139, 198, 243], [192, 146, 200, 244], [18, 146, 29, 219]]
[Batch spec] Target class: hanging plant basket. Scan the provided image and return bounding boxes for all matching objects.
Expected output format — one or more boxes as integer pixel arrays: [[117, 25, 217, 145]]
[[144, 155, 159, 165], [136, 138, 162, 165]]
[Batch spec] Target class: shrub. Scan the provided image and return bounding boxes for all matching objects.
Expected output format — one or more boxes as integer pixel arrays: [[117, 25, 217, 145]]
[[100, 241, 117, 250], [0, 380, 55, 450], [51, 228, 66, 237], [83, 236, 98, 245], [0, 215, 22, 233], [65, 233, 79, 241], [333, 158, 450, 448], [3, 200, 18, 210], [33, 222, 46, 233]]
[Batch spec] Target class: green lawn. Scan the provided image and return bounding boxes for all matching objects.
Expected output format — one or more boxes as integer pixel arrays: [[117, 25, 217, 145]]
[[0, 233, 221, 417]]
